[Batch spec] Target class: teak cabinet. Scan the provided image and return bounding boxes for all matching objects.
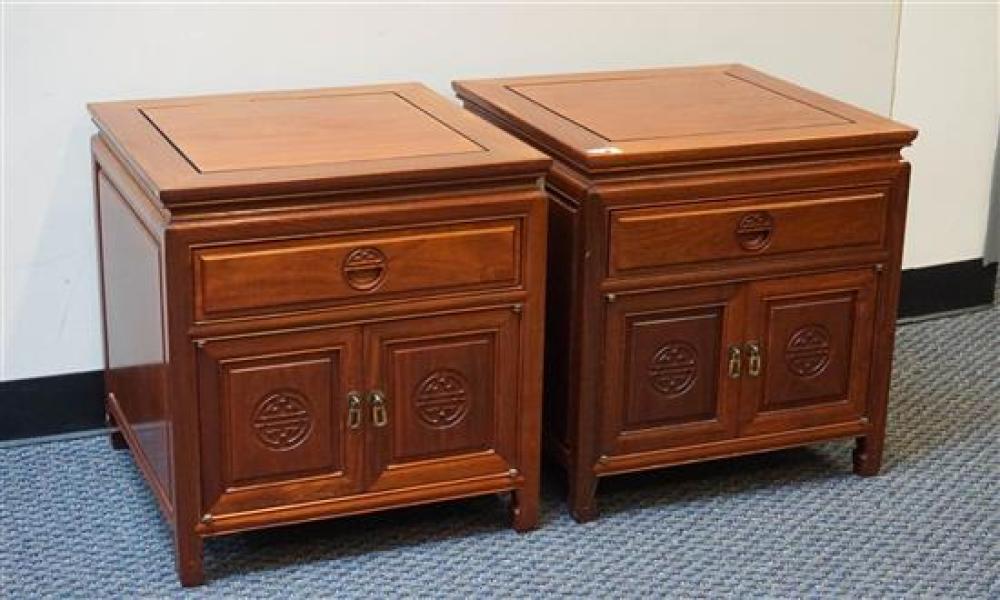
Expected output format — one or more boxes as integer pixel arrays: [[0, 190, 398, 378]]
[[455, 65, 917, 521], [89, 84, 549, 585]]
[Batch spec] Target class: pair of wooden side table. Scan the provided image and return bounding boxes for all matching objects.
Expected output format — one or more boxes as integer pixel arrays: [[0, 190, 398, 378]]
[[89, 65, 916, 585]]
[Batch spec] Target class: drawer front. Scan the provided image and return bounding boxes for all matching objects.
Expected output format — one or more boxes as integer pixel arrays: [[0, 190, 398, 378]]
[[608, 190, 887, 276], [194, 219, 521, 319]]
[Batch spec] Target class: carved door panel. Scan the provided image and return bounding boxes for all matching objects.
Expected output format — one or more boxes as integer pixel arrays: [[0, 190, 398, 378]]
[[364, 309, 519, 492], [198, 327, 364, 517], [601, 285, 744, 456], [739, 269, 878, 436]]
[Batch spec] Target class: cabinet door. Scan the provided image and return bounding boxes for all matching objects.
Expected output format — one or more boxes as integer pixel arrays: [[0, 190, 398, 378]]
[[740, 269, 877, 436], [364, 309, 519, 492], [198, 327, 364, 517], [601, 285, 744, 457]]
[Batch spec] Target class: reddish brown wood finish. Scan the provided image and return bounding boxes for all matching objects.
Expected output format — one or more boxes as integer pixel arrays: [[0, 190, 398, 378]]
[[90, 84, 549, 586], [602, 285, 744, 457], [193, 220, 521, 320], [455, 64, 914, 172], [89, 83, 547, 205], [454, 65, 916, 522], [608, 189, 888, 275]]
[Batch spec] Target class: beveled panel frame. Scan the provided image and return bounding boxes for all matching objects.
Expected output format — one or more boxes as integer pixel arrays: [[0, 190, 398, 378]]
[[89, 83, 548, 206], [601, 284, 745, 457], [197, 327, 364, 517], [739, 269, 878, 436], [364, 309, 520, 493]]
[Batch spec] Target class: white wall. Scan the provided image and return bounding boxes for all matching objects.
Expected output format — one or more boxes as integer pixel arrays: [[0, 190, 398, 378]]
[[892, 1, 998, 268], [0, 3, 986, 381]]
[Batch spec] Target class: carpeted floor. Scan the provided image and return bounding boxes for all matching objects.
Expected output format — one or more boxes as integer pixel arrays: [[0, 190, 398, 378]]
[[2, 302, 998, 597]]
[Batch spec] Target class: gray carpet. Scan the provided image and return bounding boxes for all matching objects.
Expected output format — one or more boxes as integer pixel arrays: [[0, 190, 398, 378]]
[[2, 303, 998, 598]]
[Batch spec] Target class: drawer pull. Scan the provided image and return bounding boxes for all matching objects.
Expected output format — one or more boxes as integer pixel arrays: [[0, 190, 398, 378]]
[[370, 390, 389, 428], [746, 341, 762, 377], [342, 247, 387, 291], [735, 211, 774, 252], [347, 391, 363, 429], [728, 345, 742, 378]]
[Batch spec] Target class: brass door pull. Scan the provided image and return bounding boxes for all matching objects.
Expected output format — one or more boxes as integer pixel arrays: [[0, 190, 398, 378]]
[[347, 391, 363, 429], [747, 342, 762, 377], [728, 345, 742, 378], [370, 390, 389, 427]]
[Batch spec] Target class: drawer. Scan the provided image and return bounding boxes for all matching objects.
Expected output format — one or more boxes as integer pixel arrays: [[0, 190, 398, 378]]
[[194, 219, 521, 319], [608, 190, 887, 276]]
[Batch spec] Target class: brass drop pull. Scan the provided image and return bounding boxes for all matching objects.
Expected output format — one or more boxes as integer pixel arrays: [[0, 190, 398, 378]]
[[728, 345, 742, 378], [347, 391, 363, 430], [370, 390, 389, 428], [747, 342, 762, 377]]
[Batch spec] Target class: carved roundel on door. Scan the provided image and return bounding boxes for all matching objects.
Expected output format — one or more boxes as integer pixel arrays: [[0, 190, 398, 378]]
[[342, 247, 387, 291], [735, 211, 774, 252], [648, 341, 698, 397], [785, 324, 832, 377], [414, 369, 470, 429], [252, 391, 313, 451]]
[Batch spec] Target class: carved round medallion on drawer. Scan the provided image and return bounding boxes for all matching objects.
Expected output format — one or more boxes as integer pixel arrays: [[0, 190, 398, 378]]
[[735, 211, 774, 251], [414, 369, 469, 428], [252, 391, 313, 450], [785, 325, 831, 377], [342, 247, 387, 291], [648, 341, 698, 397]]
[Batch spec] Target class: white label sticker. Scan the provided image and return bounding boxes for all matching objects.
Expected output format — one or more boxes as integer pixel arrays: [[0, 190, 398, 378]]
[[586, 146, 624, 156]]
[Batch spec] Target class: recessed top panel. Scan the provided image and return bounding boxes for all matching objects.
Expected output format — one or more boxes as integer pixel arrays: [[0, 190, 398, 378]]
[[88, 83, 548, 206], [454, 65, 916, 171], [509, 71, 849, 142], [141, 92, 484, 173]]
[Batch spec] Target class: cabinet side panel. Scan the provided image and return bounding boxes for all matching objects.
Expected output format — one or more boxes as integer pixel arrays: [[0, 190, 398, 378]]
[[543, 193, 580, 456], [98, 170, 174, 516]]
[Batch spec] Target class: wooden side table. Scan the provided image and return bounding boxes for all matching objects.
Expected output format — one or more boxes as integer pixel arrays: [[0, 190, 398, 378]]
[[89, 83, 550, 585], [455, 65, 917, 522]]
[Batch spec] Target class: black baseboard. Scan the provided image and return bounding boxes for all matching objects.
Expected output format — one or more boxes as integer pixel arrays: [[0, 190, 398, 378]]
[[0, 370, 105, 442], [1, 259, 996, 443], [898, 259, 997, 319]]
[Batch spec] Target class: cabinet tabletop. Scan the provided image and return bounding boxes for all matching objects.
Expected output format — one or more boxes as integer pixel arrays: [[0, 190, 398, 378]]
[[454, 64, 916, 172], [89, 83, 548, 205]]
